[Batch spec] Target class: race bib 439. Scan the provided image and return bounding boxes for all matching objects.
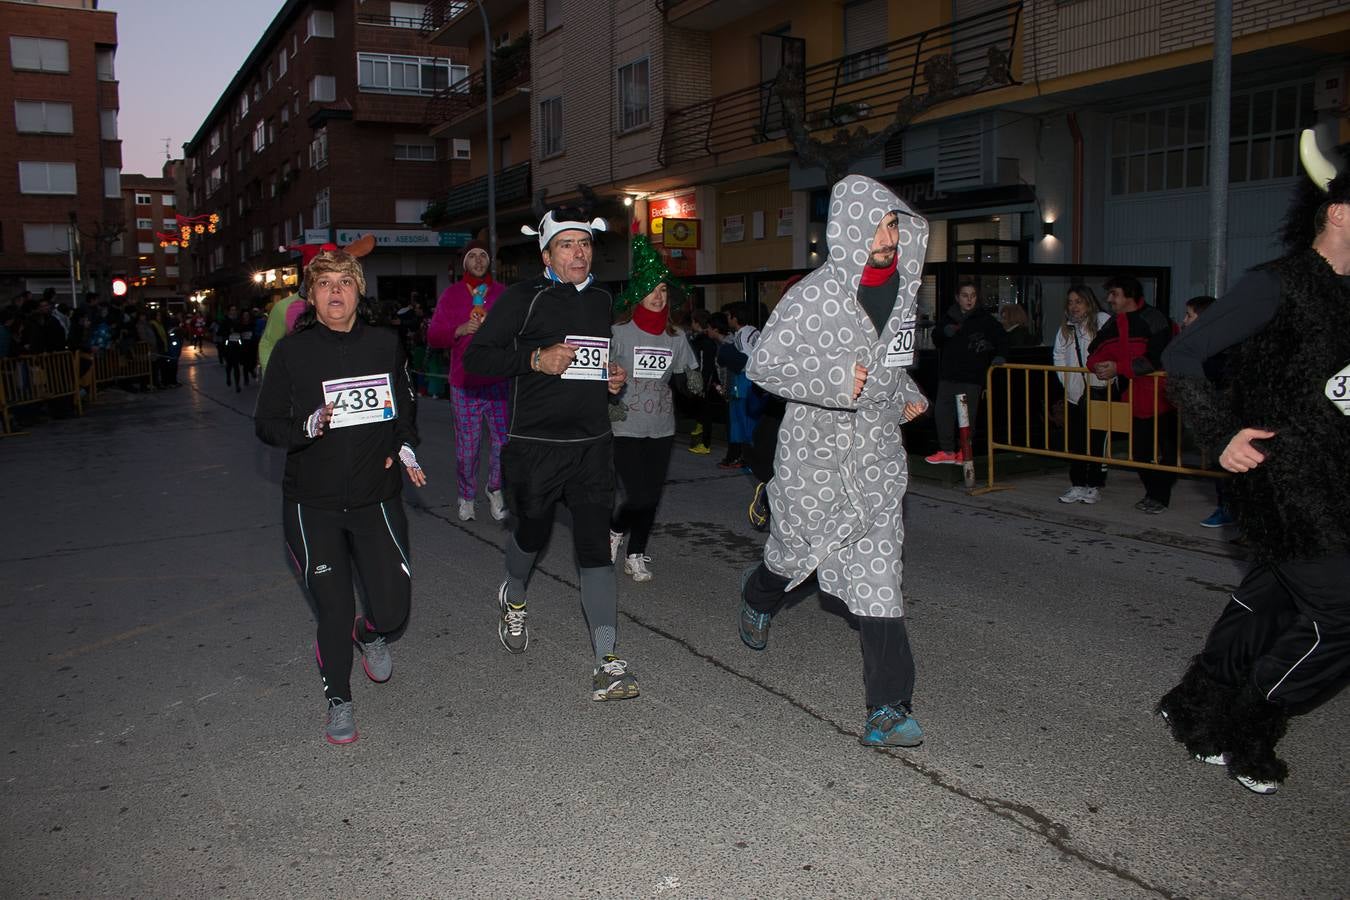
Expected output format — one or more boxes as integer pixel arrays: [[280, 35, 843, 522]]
[[561, 336, 610, 381]]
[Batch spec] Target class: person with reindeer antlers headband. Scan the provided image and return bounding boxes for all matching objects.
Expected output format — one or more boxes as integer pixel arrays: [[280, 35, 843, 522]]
[[463, 207, 639, 702], [255, 242, 426, 746], [1156, 128, 1350, 795]]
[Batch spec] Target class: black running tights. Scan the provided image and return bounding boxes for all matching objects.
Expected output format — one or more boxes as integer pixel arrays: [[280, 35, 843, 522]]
[[283, 499, 411, 703], [612, 435, 674, 555]]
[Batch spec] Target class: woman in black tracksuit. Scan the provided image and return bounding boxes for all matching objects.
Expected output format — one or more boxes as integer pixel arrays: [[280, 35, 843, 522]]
[[255, 249, 426, 746]]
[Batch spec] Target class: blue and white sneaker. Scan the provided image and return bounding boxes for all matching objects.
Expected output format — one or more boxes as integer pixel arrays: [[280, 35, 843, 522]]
[[738, 567, 770, 650], [859, 704, 923, 748]]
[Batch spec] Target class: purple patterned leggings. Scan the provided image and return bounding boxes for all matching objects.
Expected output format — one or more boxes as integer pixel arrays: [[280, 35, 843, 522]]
[[451, 382, 508, 500]]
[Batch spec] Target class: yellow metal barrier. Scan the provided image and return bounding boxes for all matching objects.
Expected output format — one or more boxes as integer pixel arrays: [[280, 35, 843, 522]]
[[981, 363, 1225, 491], [90, 343, 152, 399], [0, 350, 83, 435]]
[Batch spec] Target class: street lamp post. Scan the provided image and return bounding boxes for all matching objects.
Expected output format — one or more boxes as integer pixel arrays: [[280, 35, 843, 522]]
[[476, 1, 497, 269]]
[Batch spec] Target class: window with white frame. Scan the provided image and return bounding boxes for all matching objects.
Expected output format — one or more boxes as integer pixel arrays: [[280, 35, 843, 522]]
[[212, 246, 225, 269], [539, 97, 563, 158], [543, 0, 561, 32], [265, 65, 274, 91], [252, 120, 265, 152], [162, 194, 175, 207], [1109, 80, 1315, 195], [310, 127, 329, 169], [314, 187, 331, 228], [165, 265, 180, 277], [110, 236, 124, 256], [136, 218, 154, 230], [309, 75, 336, 103], [208, 128, 221, 155], [15, 100, 73, 134], [389, 2, 427, 26], [23, 224, 71, 254], [10, 37, 69, 73], [137, 242, 155, 254], [308, 10, 335, 39], [250, 228, 265, 255], [236, 148, 244, 172], [239, 92, 250, 119], [208, 164, 223, 195], [104, 168, 120, 198], [252, 82, 261, 102], [393, 135, 437, 161], [165, 243, 178, 255], [453, 138, 471, 160], [842, 0, 887, 83], [266, 118, 276, 144], [357, 53, 462, 96], [617, 58, 650, 132], [99, 108, 117, 139], [19, 161, 77, 195], [162, 218, 176, 228], [135, 192, 152, 205], [281, 105, 290, 125], [284, 218, 294, 245], [96, 48, 115, 81], [278, 50, 288, 77], [395, 199, 429, 223]]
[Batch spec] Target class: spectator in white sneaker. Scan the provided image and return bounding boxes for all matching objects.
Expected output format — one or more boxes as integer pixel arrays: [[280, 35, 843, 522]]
[[1052, 284, 1111, 504]]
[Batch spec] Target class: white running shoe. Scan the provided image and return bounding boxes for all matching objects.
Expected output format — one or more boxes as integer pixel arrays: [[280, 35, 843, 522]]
[[487, 490, 507, 521], [458, 498, 475, 521], [624, 553, 653, 582], [609, 530, 624, 564], [1236, 774, 1279, 795], [1079, 487, 1100, 505], [1058, 486, 1086, 504]]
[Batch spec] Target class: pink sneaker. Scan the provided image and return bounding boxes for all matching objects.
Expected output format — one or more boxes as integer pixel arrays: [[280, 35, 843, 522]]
[[924, 450, 959, 465]]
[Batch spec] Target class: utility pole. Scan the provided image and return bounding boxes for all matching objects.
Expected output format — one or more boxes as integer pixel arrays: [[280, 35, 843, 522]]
[[67, 212, 80, 305], [1206, 0, 1232, 296], [477, 1, 497, 269]]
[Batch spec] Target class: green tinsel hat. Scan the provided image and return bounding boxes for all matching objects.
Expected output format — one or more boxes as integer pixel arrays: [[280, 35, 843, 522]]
[[616, 234, 687, 313]]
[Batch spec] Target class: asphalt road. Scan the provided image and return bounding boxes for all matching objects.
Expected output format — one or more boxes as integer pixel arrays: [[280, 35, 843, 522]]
[[2, 348, 1345, 899]]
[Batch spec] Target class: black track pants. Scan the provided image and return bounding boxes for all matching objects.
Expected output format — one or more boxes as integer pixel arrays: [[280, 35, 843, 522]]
[[283, 499, 412, 703], [612, 435, 674, 556], [1199, 554, 1350, 709], [743, 563, 916, 710]]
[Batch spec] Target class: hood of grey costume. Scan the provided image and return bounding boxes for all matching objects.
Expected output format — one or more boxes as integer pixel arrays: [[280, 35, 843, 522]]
[[747, 174, 929, 617]]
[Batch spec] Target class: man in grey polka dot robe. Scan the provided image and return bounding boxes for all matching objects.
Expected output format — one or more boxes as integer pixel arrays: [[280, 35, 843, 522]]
[[739, 174, 931, 748]]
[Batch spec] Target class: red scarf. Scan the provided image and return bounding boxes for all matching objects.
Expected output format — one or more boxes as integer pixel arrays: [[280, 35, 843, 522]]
[[632, 303, 667, 335], [859, 258, 897, 287], [464, 273, 493, 291]]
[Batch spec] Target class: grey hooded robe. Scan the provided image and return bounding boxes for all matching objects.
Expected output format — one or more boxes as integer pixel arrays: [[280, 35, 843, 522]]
[[747, 175, 929, 618]]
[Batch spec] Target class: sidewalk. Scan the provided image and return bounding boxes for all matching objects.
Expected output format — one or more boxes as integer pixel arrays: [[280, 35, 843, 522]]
[[908, 451, 1243, 558]]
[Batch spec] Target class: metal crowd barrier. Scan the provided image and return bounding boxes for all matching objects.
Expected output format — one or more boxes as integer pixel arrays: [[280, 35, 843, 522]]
[[981, 363, 1226, 490], [90, 343, 152, 400], [0, 350, 83, 435]]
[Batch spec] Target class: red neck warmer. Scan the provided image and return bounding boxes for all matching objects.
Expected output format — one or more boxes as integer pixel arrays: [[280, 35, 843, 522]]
[[463, 273, 493, 292], [632, 303, 667, 335], [859, 259, 897, 287]]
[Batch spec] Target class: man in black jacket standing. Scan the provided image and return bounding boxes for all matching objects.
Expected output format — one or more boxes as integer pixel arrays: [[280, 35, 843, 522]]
[[927, 279, 1007, 464], [463, 208, 637, 702], [255, 248, 426, 746]]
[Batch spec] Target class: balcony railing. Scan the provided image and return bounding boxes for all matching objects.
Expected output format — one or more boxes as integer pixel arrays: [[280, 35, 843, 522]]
[[426, 162, 532, 224], [423, 40, 531, 129], [419, 0, 472, 37], [658, 1, 1022, 168], [356, 13, 424, 28]]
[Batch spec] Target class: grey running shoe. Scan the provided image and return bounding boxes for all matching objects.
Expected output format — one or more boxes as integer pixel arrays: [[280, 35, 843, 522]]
[[324, 699, 358, 745], [591, 655, 639, 701], [353, 619, 392, 683], [497, 580, 528, 654]]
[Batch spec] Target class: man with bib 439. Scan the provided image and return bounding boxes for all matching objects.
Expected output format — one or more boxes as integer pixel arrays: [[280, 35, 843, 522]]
[[738, 174, 930, 748], [463, 208, 637, 702]]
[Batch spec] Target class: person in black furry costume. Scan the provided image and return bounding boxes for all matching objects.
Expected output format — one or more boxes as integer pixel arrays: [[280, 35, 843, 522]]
[[1156, 130, 1350, 794]]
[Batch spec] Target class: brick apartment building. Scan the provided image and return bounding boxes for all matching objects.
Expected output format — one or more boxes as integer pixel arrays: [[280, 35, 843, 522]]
[[182, 0, 470, 314], [117, 172, 181, 305], [0, 0, 120, 305], [419, 0, 1348, 325]]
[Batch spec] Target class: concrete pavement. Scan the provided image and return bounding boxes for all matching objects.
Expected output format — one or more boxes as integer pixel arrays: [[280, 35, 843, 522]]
[[1, 345, 1345, 898]]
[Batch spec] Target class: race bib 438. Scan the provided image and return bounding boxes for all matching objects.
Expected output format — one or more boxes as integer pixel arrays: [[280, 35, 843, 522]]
[[322, 373, 396, 428]]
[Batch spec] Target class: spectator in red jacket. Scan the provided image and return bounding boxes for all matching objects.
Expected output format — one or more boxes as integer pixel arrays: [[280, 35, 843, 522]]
[[1086, 275, 1178, 513]]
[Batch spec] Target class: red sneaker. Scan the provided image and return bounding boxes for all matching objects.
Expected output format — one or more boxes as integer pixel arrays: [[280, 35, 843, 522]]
[[924, 450, 959, 465]]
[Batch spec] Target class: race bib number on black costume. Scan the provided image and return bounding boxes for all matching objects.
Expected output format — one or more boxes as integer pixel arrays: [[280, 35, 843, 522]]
[[633, 346, 672, 380], [561, 336, 610, 381], [322, 373, 396, 428], [1327, 362, 1350, 416]]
